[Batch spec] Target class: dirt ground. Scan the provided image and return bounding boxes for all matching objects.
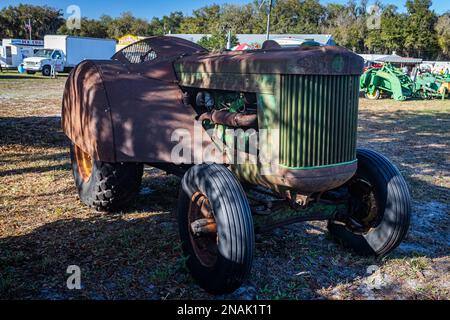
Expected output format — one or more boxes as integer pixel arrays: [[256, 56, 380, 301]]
[[0, 72, 449, 300]]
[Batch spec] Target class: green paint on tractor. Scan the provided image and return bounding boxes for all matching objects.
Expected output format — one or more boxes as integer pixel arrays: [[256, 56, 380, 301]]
[[414, 73, 450, 99]]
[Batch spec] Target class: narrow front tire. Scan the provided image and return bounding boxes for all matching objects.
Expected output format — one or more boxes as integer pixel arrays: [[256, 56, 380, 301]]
[[178, 164, 254, 294], [328, 148, 411, 256]]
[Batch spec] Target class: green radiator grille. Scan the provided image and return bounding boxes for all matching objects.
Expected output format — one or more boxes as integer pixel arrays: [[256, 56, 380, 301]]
[[279, 74, 359, 168]]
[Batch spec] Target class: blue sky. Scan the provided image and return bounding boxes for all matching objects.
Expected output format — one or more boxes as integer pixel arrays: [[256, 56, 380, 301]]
[[1, 0, 449, 19]]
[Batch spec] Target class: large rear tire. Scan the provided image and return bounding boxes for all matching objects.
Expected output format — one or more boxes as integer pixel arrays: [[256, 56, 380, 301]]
[[70, 144, 143, 212], [178, 164, 254, 294], [328, 148, 411, 256]]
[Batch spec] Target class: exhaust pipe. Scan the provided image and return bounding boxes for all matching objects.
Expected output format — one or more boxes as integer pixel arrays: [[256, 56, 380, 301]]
[[198, 110, 258, 128]]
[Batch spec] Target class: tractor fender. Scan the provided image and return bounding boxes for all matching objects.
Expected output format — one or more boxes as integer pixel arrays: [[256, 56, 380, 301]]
[[62, 59, 221, 164]]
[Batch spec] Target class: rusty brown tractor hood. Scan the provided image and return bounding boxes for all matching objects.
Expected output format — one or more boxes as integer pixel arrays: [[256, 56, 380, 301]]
[[175, 45, 362, 76]]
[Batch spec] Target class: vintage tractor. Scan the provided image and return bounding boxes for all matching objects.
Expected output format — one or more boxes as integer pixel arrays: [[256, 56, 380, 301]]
[[62, 36, 411, 294]]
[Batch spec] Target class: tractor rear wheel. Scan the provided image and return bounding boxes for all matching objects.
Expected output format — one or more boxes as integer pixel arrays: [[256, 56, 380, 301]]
[[70, 144, 143, 212], [365, 89, 381, 100], [327, 148, 411, 256], [177, 164, 254, 294]]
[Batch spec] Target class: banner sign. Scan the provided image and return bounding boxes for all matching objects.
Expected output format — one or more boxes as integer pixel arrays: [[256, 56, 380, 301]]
[[10, 39, 44, 46], [118, 34, 146, 46]]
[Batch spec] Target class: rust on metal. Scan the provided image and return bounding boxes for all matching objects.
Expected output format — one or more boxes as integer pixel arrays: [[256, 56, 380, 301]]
[[191, 218, 218, 236], [62, 37, 220, 164], [188, 192, 218, 268], [231, 161, 357, 194], [345, 176, 380, 234], [175, 45, 363, 76], [73, 144, 93, 182], [62, 60, 115, 162], [199, 110, 258, 128]]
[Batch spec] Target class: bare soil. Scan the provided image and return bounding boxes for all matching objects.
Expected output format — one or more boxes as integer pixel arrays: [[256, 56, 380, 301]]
[[0, 72, 448, 300]]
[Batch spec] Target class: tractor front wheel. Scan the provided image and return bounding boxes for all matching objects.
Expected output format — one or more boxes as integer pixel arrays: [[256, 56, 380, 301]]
[[70, 144, 143, 212], [178, 164, 254, 294], [328, 148, 411, 256]]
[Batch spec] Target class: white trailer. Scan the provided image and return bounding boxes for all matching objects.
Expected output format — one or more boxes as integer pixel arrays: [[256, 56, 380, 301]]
[[44, 35, 116, 67], [0, 39, 44, 68], [23, 35, 116, 76]]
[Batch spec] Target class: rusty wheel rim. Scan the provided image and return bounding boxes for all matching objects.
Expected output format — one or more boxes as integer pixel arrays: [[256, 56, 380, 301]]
[[74, 145, 93, 182], [188, 192, 218, 268], [347, 177, 380, 233]]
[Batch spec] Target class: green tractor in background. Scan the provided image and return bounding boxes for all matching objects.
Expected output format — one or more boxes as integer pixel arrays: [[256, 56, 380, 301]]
[[360, 63, 416, 101], [360, 63, 450, 101], [414, 73, 450, 99]]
